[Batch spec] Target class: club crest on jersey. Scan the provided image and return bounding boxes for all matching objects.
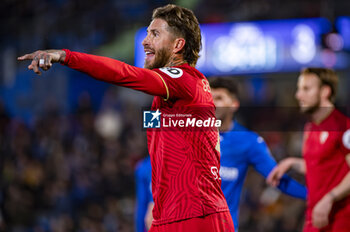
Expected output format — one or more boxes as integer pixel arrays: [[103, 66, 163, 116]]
[[159, 67, 183, 78], [143, 109, 161, 128], [342, 129, 350, 149], [320, 131, 329, 144]]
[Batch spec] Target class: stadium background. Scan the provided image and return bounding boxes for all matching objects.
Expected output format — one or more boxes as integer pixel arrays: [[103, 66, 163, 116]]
[[1, 0, 350, 231]]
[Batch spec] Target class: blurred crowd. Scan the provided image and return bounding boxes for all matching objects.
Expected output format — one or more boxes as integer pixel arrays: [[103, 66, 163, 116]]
[[3, 0, 350, 60], [2, 0, 164, 53], [0, 88, 151, 232]]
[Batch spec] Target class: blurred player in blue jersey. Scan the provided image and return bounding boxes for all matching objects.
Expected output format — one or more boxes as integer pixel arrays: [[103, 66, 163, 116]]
[[139, 77, 307, 230], [209, 77, 307, 230], [135, 156, 153, 232]]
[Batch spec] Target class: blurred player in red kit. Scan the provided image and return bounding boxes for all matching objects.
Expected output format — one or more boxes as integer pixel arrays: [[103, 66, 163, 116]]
[[267, 68, 350, 232], [18, 4, 234, 232]]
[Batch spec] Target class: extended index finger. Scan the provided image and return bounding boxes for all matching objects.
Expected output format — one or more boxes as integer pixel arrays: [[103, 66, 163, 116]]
[[17, 53, 35, 61]]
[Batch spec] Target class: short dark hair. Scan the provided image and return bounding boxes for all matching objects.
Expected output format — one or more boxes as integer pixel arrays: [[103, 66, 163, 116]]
[[152, 4, 201, 67], [208, 77, 239, 98], [300, 67, 338, 102]]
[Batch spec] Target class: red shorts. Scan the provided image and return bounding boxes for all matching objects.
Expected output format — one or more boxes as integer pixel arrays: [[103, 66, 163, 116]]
[[149, 211, 234, 232]]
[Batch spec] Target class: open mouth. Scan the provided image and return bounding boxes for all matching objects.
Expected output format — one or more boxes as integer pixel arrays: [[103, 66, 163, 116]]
[[145, 50, 155, 60]]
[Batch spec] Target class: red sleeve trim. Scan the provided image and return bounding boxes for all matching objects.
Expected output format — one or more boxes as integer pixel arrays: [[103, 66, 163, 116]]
[[154, 72, 169, 101], [62, 49, 71, 65]]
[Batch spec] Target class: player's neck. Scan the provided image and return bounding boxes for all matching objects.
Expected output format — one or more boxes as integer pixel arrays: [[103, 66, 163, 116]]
[[311, 102, 334, 125], [166, 54, 186, 67], [219, 116, 234, 132]]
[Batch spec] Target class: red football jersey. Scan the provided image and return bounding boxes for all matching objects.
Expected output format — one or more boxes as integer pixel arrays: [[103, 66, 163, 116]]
[[303, 109, 350, 231], [62, 51, 229, 225], [149, 65, 228, 225]]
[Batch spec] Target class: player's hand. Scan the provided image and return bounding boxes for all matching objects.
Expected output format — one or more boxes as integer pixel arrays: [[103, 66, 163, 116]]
[[266, 158, 294, 187], [145, 202, 154, 230], [312, 193, 333, 228], [17, 50, 66, 75]]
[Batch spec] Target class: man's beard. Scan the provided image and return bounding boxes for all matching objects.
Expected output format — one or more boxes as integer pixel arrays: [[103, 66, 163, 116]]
[[215, 108, 233, 122], [299, 98, 320, 115], [144, 48, 171, 69]]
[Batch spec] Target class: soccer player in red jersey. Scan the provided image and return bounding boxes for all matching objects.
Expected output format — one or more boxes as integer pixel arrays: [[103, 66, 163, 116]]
[[267, 68, 350, 232], [17, 4, 234, 232]]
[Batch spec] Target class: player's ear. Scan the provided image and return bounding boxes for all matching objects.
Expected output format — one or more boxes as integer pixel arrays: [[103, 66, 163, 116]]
[[173, 38, 185, 54], [231, 97, 240, 113], [320, 85, 332, 101]]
